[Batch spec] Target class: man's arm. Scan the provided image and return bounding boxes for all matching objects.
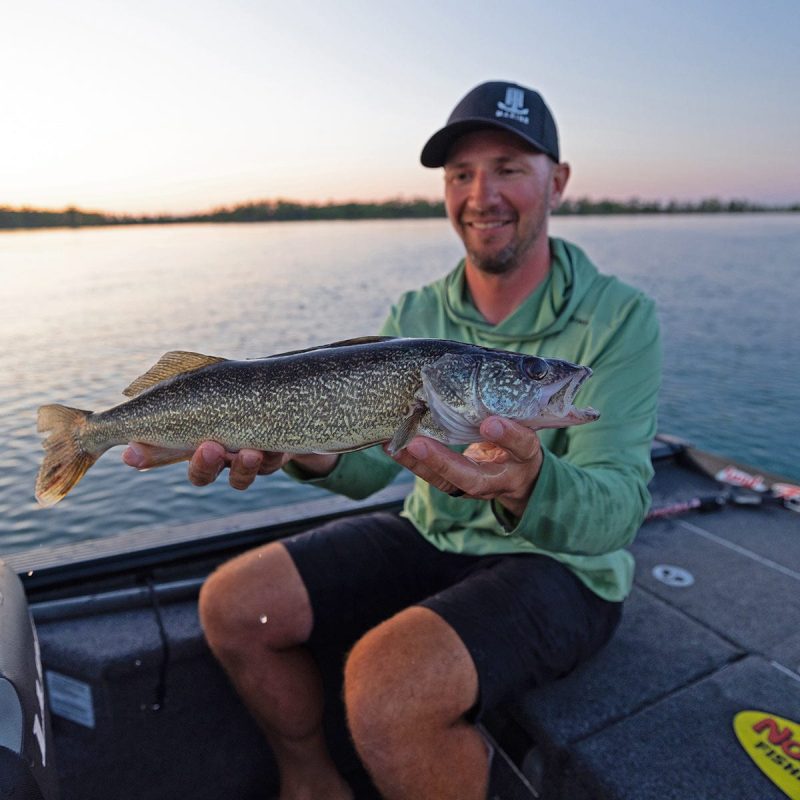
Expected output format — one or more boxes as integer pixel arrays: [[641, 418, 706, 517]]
[[392, 293, 661, 557], [123, 438, 404, 499]]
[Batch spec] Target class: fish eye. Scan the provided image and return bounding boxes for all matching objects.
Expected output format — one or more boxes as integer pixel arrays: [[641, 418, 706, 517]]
[[522, 357, 549, 381]]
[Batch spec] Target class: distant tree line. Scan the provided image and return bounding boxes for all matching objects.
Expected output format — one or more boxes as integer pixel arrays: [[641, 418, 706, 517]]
[[0, 206, 114, 229], [0, 199, 445, 230], [200, 198, 445, 223], [551, 197, 799, 215], [1, 196, 798, 231]]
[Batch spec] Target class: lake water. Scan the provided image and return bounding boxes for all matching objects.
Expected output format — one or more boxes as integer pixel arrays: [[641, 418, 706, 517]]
[[1, 215, 798, 556]]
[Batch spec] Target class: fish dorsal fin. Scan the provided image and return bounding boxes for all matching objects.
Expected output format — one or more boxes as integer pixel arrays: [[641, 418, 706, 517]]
[[123, 351, 228, 397], [261, 336, 398, 360], [325, 335, 397, 347]]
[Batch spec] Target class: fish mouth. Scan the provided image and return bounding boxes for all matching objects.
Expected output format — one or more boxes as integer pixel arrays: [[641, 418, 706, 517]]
[[547, 366, 591, 415], [522, 365, 599, 430]]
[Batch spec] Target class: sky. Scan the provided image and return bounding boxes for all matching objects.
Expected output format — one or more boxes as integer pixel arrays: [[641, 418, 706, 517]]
[[2, 0, 798, 215]]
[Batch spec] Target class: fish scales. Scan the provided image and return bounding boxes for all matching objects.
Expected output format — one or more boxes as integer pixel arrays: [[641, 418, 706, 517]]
[[35, 337, 599, 506], [63, 339, 442, 457]]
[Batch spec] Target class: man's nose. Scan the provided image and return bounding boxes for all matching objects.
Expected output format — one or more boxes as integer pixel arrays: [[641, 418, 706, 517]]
[[469, 171, 499, 209]]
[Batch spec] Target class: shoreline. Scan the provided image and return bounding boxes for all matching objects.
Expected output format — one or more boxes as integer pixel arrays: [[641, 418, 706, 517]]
[[2, 198, 798, 232]]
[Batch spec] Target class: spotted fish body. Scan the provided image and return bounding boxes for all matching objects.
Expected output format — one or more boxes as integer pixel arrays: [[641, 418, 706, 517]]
[[35, 337, 598, 506]]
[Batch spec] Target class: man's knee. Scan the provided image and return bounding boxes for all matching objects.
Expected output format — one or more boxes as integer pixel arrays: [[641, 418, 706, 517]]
[[198, 541, 312, 655], [343, 606, 478, 747]]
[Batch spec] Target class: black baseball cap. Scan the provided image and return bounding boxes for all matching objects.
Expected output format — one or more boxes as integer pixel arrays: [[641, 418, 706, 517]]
[[420, 81, 560, 167]]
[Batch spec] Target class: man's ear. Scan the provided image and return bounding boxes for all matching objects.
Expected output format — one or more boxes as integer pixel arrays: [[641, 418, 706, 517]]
[[549, 162, 571, 210]]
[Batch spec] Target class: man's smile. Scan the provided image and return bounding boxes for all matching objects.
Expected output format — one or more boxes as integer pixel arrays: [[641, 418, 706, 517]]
[[466, 220, 512, 230], [462, 215, 516, 231]]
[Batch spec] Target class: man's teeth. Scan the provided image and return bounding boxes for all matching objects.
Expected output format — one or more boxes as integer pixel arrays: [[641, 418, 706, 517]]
[[469, 221, 509, 230]]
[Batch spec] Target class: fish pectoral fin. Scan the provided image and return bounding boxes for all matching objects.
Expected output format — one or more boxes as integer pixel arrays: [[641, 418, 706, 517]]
[[123, 351, 228, 397], [386, 402, 427, 456]]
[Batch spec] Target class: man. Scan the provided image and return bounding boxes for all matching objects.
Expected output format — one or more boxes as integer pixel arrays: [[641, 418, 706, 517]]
[[124, 81, 661, 800]]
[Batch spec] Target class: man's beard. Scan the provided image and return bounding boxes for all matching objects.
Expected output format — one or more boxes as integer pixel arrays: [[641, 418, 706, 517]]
[[466, 240, 520, 275], [466, 209, 548, 276], [462, 189, 550, 275]]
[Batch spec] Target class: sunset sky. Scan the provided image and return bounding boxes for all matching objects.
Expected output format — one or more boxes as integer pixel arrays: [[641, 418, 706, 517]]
[[3, 0, 798, 215]]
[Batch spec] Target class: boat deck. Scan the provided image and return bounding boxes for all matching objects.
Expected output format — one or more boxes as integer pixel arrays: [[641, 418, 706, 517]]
[[4, 438, 800, 799], [491, 442, 800, 799]]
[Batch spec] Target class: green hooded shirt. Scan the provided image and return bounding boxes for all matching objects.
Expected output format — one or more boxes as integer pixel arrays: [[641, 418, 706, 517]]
[[288, 237, 661, 601]]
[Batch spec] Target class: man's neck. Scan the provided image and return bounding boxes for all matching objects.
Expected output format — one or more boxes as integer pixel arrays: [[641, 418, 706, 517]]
[[464, 242, 552, 325]]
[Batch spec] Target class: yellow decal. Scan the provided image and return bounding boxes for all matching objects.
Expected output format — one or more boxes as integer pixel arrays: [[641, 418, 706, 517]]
[[734, 710, 800, 799]]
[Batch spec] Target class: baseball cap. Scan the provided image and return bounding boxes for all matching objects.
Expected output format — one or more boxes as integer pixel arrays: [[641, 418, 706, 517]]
[[420, 81, 560, 167]]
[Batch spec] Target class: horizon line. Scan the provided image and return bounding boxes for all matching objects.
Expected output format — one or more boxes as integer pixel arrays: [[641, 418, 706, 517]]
[[2, 193, 800, 220]]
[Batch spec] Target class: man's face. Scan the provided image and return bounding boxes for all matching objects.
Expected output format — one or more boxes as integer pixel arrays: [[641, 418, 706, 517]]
[[443, 129, 567, 275]]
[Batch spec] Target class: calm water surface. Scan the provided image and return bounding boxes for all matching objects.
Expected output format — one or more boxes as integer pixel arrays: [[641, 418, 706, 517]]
[[1, 215, 798, 555]]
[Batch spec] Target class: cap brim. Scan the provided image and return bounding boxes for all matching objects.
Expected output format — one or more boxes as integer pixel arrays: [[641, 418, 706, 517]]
[[420, 118, 552, 167]]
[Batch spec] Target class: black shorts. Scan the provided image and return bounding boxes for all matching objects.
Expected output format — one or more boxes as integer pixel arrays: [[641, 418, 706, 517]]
[[283, 511, 622, 717]]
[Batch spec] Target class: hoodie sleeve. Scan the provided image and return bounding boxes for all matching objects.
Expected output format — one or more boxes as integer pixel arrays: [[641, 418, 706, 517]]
[[495, 291, 661, 555]]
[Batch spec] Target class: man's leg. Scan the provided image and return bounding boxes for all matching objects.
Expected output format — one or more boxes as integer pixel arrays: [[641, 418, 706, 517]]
[[344, 553, 623, 800], [344, 606, 490, 800], [199, 542, 352, 800]]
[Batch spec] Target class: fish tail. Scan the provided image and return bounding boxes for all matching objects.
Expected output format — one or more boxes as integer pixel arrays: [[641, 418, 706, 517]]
[[35, 404, 99, 507]]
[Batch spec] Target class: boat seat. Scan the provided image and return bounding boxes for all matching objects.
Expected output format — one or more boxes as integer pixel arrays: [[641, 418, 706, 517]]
[[34, 598, 281, 800], [492, 499, 800, 799], [0, 560, 59, 800]]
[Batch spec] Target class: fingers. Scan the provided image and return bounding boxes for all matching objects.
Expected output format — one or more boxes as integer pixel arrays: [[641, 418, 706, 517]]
[[190, 444, 274, 490], [125, 439, 288, 490], [188, 441, 229, 486], [389, 418, 543, 514], [228, 448, 271, 490], [393, 437, 505, 499], [479, 417, 541, 462]]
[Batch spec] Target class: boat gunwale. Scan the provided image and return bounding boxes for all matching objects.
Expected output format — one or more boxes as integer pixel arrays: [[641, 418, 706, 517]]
[[7, 435, 797, 599], [6, 481, 413, 595]]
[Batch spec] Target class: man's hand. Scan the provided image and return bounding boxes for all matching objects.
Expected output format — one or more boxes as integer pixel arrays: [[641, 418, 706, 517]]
[[388, 417, 543, 519], [122, 442, 338, 491]]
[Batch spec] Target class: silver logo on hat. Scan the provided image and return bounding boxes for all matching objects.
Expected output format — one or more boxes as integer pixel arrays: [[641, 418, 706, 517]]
[[496, 87, 529, 125]]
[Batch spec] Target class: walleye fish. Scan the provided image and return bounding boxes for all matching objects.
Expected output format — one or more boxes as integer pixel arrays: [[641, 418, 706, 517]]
[[35, 336, 599, 506]]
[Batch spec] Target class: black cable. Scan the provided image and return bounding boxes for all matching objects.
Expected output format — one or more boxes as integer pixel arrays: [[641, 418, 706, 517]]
[[145, 577, 170, 710]]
